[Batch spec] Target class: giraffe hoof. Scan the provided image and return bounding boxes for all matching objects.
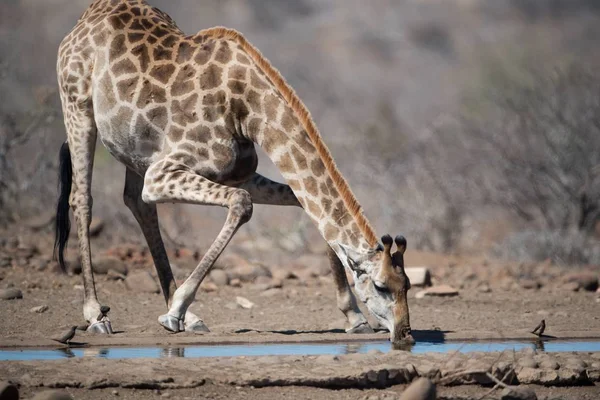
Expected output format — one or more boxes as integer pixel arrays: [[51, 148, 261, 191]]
[[158, 314, 185, 333], [347, 322, 375, 334], [87, 320, 113, 334], [185, 320, 210, 333]]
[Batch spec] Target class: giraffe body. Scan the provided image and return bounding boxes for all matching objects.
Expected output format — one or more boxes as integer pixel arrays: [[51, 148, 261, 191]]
[[55, 0, 413, 344]]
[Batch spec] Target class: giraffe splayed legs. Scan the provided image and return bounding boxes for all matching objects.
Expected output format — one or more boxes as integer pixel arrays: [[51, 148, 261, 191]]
[[55, 0, 412, 344]]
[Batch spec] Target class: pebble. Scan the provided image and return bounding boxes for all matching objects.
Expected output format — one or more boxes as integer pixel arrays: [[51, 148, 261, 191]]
[[520, 279, 541, 290], [398, 377, 436, 400], [538, 358, 559, 370], [0, 381, 19, 400], [478, 283, 492, 293], [236, 296, 254, 309], [30, 305, 49, 313], [500, 387, 537, 400], [230, 278, 242, 287], [31, 390, 74, 400], [0, 288, 23, 300], [209, 269, 229, 286], [518, 357, 538, 368], [563, 272, 599, 292], [564, 358, 587, 369], [93, 256, 128, 275], [201, 282, 218, 292]]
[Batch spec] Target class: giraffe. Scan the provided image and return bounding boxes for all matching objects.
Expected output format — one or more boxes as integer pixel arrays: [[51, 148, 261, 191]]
[[55, 0, 413, 344]]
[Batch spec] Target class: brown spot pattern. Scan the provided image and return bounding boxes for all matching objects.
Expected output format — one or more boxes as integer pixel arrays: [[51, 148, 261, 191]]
[[200, 64, 223, 90]]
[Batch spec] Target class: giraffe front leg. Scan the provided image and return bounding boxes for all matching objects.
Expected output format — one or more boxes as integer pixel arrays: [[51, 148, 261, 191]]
[[142, 163, 253, 332], [239, 174, 373, 333], [327, 247, 374, 333], [123, 168, 209, 333]]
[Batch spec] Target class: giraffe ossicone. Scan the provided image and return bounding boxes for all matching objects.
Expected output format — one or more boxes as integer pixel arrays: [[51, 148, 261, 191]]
[[54, 0, 413, 344]]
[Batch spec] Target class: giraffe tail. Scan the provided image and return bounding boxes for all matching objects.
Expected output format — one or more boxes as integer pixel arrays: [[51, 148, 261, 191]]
[[53, 141, 72, 272]]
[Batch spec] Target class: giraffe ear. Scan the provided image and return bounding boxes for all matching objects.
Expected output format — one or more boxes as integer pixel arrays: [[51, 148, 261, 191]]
[[337, 243, 367, 272]]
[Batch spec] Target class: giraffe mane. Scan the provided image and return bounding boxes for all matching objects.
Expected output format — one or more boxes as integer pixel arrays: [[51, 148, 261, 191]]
[[200, 27, 378, 247]]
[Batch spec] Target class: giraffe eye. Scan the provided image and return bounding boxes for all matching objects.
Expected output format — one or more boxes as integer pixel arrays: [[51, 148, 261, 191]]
[[374, 283, 390, 294]]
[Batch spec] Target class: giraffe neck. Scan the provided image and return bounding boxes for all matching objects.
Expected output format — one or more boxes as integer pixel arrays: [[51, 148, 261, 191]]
[[200, 28, 380, 255], [253, 112, 376, 254]]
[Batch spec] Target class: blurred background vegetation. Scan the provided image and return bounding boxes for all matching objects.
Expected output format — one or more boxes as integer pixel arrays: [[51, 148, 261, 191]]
[[1, 0, 599, 266]]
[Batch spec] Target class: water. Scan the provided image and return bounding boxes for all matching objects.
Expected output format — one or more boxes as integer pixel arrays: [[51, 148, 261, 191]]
[[1, 340, 599, 361]]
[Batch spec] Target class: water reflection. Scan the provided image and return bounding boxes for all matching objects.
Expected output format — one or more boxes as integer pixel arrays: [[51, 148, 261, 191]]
[[161, 347, 185, 358], [2, 340, 599, 361]]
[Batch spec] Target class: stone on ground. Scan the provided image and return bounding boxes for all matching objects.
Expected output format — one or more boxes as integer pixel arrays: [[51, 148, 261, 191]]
[[404, 267, 432, 287], [222, 254, 271, 282], [209, 269, 229, 286], [31, 390, 74, 400], [500, 387, 537, 400], [398, 377, 436, 400], [92, 256, 128, 275], [0, 288, 23, 300], [30, 305, 48, 313], [236, 296, 255, 309], [415, 285, 458, 299], [125, 271, 159, 293], [563, 272, 598, 292], [0, 381, 19, 400]]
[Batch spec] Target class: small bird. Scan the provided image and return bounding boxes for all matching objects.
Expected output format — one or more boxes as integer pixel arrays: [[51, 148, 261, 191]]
[[52, 326, 78, 345], [97, 305, 110, 321], [531, 319, 546, 336]]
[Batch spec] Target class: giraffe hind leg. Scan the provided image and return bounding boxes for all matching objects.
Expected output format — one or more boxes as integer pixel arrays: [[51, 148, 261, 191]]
[[142, 161, 253, 332], [123, 168, 208, 332], [239, 173, 373, 333], [57, 100, 112, 333]]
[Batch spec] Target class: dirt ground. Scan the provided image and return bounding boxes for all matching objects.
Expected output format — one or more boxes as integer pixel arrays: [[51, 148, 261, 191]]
[[1, 232, 600, 399]]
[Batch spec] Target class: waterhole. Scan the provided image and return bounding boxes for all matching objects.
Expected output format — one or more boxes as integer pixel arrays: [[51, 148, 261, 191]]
[[1, 340, 599, 361]]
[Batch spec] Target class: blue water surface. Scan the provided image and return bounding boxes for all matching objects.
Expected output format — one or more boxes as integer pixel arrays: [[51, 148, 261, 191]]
[[1, 340, 599, 361]]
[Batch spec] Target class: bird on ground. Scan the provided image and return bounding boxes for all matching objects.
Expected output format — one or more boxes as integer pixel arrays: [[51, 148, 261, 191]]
[[531, 319, 546, 336], [97, 305, 110, 321], [52, 326, 78, 345]]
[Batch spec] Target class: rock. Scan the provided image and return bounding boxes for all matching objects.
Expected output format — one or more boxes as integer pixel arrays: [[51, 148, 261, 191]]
[[89, 217, 105, 237], [106, 269, 127, 281], [31, 390, 74, 400], [230, 278, 242, 287], [228, 261, 271, 282], [414, 285, 458, 299], [0, 381, 19, 400], [30, 305, 48, 313], [564, 358, 587, 369], [125, 271, 159, 294], [236, 296, 254, 309], [93, 256, 128, 275], [516, 367, 559, 385], [201, 282, 218, 292], [404, 267, 432, 287], [260, 288, 282, 297], [520, 279, 541, 290], [500, 387, 537, 400], [209, 269, 229, 286], [538, 359, 559, 370], [478, 283, 492, 293], [398, 377, 436, 400], [562, 282, 580, 292], [270, 266, 295, 281], [0, 288, 22, 300], [563, 272, 599, 292], [518, 358, 538, 368]]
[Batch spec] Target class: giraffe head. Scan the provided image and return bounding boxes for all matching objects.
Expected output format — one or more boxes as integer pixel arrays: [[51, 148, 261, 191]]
[[338, 234, 413, 345]]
